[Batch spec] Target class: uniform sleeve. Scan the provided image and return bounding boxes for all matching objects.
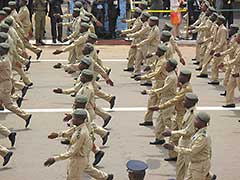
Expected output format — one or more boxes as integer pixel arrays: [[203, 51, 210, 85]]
[[122, 20, 142, 34], [54, 131, 86, 161], [127, 26, 149, 39], [221, 43, 236, 57], [152, 75, 174, 94], [94, 62, 109, 80], [172, 116, 195, 137], [63, 36, 86, 52], [141, 61, 165, 80], [137, 28, 158, 47], [58, 127, 75, 138], [213, 29, 227, 51], [228, 51, 240, 66], [171, 38, 183, 58], [126, 18, 136, 24], [174, 136, 208, 155]]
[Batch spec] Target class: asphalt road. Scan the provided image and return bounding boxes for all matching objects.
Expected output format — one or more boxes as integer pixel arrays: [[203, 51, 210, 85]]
[[0, 45, 240, 180]]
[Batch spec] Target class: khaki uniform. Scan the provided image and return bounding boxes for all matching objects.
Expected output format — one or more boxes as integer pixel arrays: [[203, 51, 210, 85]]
[[142, 55, 168, 122], [18, 5, 32, 35], [134, 25, 160, 74], [33, 0, 47, 41], [0, 144, 9, 158], [164, 41, 175, 60], [170, 36, 183, 60], [225, 46, 240, 105], [160, 83, 193, 158], [171, 107, 195, 180], [127, 22, 151, 72], [174, 127, 212, 180], [54, 124, 108, 180], [200, 24, 227, 76], [0, 55, 30, 121], [122, 17, 143, 69], [0, 123, 11, 137], [152, 71, 178, 140]]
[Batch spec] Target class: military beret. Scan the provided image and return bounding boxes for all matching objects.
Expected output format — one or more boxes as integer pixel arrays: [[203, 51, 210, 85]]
[[81, 16, 90, 22], [168, 58, 178, 67], [135, 7, 142, 14], [4, 17, 13, 26], [180, 69, 192, 76], [158, 44, 168, 52], [0, 23, 10, 32], [0, 32, 9, 43], [0, 42, 10, 51], [84, 43, 94, 50], [217, 15, 225, 21], [142, 11, 150, 18], [164, 22, 173, 30], [81, 56, 92, 66], [88, 33, 98, 40], [149, 16, 159, 21], [127, 160, 148, 174], [73, 108, 87, 119], [8, 1, 16, 6], [3, 7, 12, 14], [81, 69, 93, 78], [73, 8, 81, 13], [185, 93, 198, 102], [230, 24, 239, 30], [0, 10, 7, 16], [75, 1, 83, 8], [211, 12, 218, 18], [195, 112, 210, 123], [80, 22, 90, 29], [75, 95, 88, 104], [204, 1, 210, 7], [161, 30, 172, 38], [140, 0, 148, 5]]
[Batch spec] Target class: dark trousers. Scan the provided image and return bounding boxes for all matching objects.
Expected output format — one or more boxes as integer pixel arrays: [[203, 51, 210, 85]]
[[50, 16, 62, 41], [163, 0, 170, 15], [223, 11, 234, 28]]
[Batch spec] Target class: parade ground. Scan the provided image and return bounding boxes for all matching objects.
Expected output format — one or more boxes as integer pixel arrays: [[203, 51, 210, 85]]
[[0, 45, 240, 180]]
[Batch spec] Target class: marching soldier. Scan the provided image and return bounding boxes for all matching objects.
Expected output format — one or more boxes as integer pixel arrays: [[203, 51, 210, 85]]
[[44, 108, 114, 180], [0, 144, 13, 166]]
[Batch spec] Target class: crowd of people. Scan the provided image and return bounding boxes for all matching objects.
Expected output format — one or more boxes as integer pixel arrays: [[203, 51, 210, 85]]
[[0, 0, 239, 180]]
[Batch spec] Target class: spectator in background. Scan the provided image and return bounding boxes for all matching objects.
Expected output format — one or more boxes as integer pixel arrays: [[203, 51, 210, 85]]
[[107, 0, 120, 39], [0, 0, 10, 9], [170, 0, 183, 39], [27, 0, 34, 22], [92, 0, 105, 37], [163, 0, 170, 17], [48, 0, 63, 43], [150, 0, 162, 17], [215, 0, 223, 10], [222, 0, 234, 28]]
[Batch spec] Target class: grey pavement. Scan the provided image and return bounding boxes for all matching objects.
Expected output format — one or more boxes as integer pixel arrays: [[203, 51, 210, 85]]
[[0, 45, 240, 180]]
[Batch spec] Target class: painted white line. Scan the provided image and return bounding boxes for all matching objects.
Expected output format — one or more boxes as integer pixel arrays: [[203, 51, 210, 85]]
[[0, 107, 239, 113], [31, 59, 127, 62]]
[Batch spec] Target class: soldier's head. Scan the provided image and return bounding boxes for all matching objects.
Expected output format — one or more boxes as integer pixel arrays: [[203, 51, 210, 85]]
[[20, 0, 28, 7], [165, 59, 178, 72], [206, 6, 215, 17], [0, 11, 7, 22], [163, 22, 173, 32], [140, 11, 150, 22], [8, 1, 17, 10], [216, 15, 225, 26], [0, 32, 8, 43], [72, 109, 87, 126], [127, 160, 148, 180], [0, 43, 10, 56], [133, 8, 142, 18], [4, 17, 13, 27], [81, 16, 90, 23], [3, 7, 12, 16], [138, 1, 148, 10], [78, 55, 92, 71], [74, 95, 88, 109], [194, 112, 210, 129], [209, 12, 218, 22], [148, 16, 159, 27], [0, 23, 10, 33], [160, 31, 172, 42], [156, 44, 168, 57], [80, 69, 93, 83], [178, 69, 192, 86], [183, 93, 199, 109], [75, 1, 83, 9], [80, 22, 90, 33], [82, 43, 94, 55], [201, 1, 209, 12], [86, 33, 98, 44], [229, 24, 239, 38], [73, 8, 81, 18]]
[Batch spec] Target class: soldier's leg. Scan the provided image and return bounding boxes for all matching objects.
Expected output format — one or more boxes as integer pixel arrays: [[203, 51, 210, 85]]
[[35, 12, 41, 41], [225, 75, 237, 105], [94, 87, 113, 102], [0, 144, 9, 158], [68, 49, 76, 64], [190, 161, 210, 180], [127, 47, 137, 69], [50, 16, 57, 41], [211, 57, 223, 82], [134, 49, 144, 75], [57, 16, 63, 41], [24, 39, 42, 55], [95, 57, 109, 73], [13, 66, 32, 85], [168, 118, 178, 158], [144, 93, 158, 122], [67, 157, 87, 180], [200, 55, 212, 75], [195, 43, 200, 62], [223, 66, 231, 88], [95, 106, 111, 121], [84, 156, 109, 179], [91, 122, 108, 138], [40, 12, 46, 41], [0, 124, 11, 137], [176, 153, 189, 180]]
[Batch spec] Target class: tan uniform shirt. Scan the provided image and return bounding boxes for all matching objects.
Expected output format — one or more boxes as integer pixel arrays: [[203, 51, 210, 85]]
[[0, 55, 12, 82], [212, 24, 228, 52], [127, 22, 151, 44], [77, 82, 95, 110], [18, 5, 32, 34]]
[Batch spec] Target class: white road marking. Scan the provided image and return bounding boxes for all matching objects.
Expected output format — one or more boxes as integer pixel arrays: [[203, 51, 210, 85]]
[[0, 106, 239, 113], [31, 59, 127, 62]]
